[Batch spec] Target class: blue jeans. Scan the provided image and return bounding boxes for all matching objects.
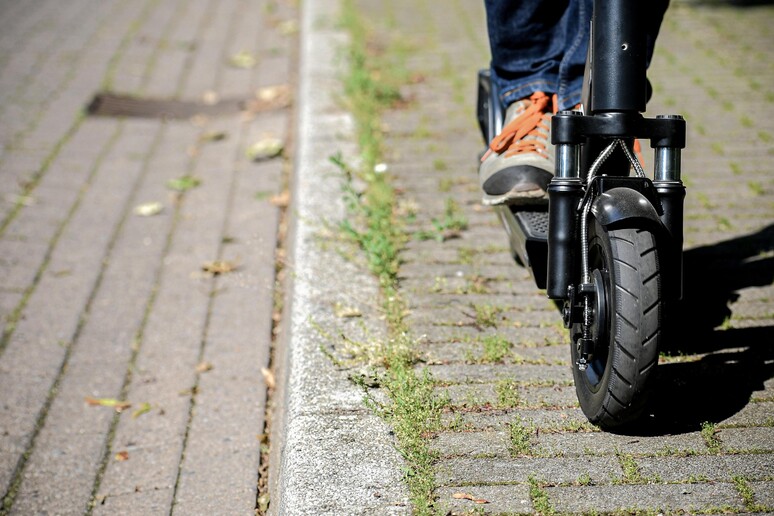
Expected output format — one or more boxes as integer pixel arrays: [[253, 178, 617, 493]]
[[485, 0, 670, 111]]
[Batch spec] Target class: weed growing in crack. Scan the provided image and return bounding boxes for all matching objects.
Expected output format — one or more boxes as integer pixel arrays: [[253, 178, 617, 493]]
[[415, 198, 469, 242], [495, 379, 521, 409], [528, 476, 555, 515], [480, 335, 512, 363], [472, 303, 502, 328], [507, 417, 534, 456], [700, 421, 723, 453]]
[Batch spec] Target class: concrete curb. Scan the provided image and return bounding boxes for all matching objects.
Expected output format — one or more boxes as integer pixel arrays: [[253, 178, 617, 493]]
[[268, 0, 411, 514]]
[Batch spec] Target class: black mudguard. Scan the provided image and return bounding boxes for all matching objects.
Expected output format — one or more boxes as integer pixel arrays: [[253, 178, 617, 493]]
[[591, 187, 663, 229]]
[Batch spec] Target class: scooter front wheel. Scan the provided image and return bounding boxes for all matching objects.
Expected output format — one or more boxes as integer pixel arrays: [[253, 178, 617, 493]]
[[571, 220, 662, 428]]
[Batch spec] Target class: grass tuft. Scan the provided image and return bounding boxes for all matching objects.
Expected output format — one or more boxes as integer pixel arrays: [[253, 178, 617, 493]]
[[700, 421, 723, 453]]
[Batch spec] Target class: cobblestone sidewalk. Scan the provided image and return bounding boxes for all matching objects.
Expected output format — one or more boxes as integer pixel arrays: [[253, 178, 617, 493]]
[[354, 0, 774, 513]]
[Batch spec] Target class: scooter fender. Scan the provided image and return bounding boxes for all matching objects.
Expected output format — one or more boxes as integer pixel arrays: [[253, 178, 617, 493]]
[[590, 187, 662, 228]]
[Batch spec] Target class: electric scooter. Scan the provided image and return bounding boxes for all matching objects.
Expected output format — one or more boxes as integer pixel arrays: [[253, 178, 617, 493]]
[[477, 1, 686, 428]]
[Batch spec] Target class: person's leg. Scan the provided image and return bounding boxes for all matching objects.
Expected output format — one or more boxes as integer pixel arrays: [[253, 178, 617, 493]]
[[487, 0, 670, 111], [481, 0, 671, 206], [485, 0, 589, 109]]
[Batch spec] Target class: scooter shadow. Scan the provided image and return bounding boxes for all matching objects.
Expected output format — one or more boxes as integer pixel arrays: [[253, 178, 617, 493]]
[[629, 223, 774, 435]]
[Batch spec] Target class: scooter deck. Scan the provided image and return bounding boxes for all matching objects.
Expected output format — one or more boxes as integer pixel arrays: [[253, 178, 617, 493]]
[[494, 205, 548, 289]]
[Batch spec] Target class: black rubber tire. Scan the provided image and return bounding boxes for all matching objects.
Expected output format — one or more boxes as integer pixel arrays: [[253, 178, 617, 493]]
[[571, 220, 662, 429]]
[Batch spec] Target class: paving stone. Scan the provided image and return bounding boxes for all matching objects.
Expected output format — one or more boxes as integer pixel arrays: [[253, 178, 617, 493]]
[[419, 340, 569, 366], [720, 426, 774, 452], [407, 308, 560, 329], [752, 480, 774, 509], [638, 454, 733, 482], [436, 455, 620, 485], [429, 431, 510, 459], [438, 383, 579, 411], [537, 431, 707, 459], [408, 292, 553, 311], [427, 363, 572, 385], [442, 407, 591, 433], [546, 482, 745, 514], [722, 453, 774, 481], [93, 487, 173, 516], [721, 402, 774, 427], [411, 323, 566, 347], [434, 484, 532, 515]]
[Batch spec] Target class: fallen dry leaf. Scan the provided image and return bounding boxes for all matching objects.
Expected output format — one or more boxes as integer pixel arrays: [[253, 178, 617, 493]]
[[246, 137, 284, 161], [261, 367, 276, 390], [199, 130, 228, 143], [452, 492, 489, 504], [243, 85, 291, 114], [115, 451, 130, 461], [85, 397, 131, 413], [277, 19, 298, 35], [134, 202, 164, 216], [202, 90, 219, 105], [256, 84, 290, 103], [269, 190, 290, 208], [201, 260, 239, 275], [196, 361, 214, 373], [334, 302, 362, 318]]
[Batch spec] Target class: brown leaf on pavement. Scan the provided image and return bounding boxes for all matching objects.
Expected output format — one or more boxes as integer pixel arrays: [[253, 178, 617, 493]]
[[115, 451, 130, 461], [269, 190, 290, 208], [452, 492, 489, 504]]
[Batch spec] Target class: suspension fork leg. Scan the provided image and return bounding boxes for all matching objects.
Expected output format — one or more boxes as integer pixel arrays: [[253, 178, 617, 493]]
[[653, 122, 686, 300], [547, 112, 584, 300]]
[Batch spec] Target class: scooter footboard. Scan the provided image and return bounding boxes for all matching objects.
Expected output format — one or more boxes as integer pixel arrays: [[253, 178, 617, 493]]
[[495, 206, 549, 290]]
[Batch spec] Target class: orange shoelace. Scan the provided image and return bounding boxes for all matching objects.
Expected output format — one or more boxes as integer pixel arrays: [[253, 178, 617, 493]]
[[481, 91, 558, 162], [633, 139, 644, 165]]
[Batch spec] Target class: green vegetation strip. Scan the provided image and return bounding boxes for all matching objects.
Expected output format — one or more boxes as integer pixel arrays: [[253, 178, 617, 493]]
[[336, 1, 448, 514]]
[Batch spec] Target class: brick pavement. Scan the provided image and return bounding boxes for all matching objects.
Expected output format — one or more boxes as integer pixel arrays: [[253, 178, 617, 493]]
[[0, 0, 295, 513], [353, 0, 774, 514]]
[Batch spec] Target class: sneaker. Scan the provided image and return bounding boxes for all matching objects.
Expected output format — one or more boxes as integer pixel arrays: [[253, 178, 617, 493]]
[[479, 91, 558, 206]]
